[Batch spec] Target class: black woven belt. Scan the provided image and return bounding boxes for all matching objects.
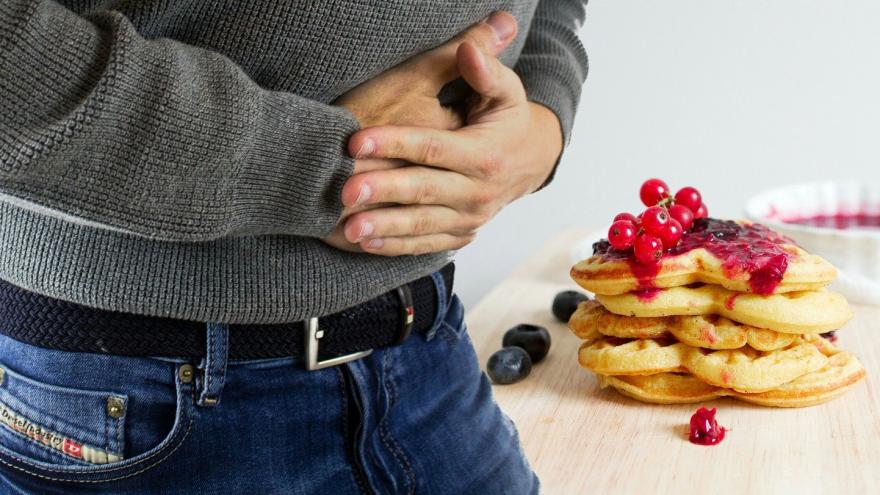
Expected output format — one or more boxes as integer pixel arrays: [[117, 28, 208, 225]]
[[0, 263, 454, 362]]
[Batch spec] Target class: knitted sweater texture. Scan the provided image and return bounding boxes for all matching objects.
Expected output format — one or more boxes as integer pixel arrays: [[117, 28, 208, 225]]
[[0, 0, 588, 323]]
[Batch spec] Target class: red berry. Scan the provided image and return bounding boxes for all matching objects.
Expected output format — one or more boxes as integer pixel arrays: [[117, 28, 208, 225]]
[[660, 219, 683, 248], [634, 234, 664, 265], [695, 203, 708, 219], [640, 206, 670, 237], [674, 187, 702, 212], [608, 220, 637, 250], [639, 179, 670, 207], [613, 212, 639, 224], [668, 204, 694, 231]]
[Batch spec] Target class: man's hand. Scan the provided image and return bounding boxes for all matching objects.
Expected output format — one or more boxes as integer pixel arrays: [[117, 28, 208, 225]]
[[323, 12, 519, 252], [338, 41, 564, 256]]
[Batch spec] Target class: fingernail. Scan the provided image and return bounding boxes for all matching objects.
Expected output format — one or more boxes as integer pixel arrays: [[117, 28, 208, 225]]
[[356, 221, 374, 241], [486, 13, 515, 45], [367, 239, 384, 249], [354, 184, 372, 206], [355, 138, 375, 158]]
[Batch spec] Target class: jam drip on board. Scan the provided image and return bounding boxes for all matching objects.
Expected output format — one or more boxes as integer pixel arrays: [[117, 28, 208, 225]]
[[688, 407, 726, 446], [594, 218, 795, 295]]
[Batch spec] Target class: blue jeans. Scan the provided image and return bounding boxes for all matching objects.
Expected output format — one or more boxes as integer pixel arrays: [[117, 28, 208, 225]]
[[0, 272, 538, 494]]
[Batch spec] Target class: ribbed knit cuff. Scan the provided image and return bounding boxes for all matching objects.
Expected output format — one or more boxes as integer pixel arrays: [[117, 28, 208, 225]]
[[232, 92, 360, 238]]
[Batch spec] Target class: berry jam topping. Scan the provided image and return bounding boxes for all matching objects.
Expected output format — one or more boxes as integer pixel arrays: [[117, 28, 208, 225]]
[[596, 218, 795, 295], [820, 330, 838, 343], [603, 180, 709, 269], [688, 407, 726, 446]]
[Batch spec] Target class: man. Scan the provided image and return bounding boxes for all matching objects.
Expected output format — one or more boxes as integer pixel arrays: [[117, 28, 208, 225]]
[[0, 1, 587, 493]]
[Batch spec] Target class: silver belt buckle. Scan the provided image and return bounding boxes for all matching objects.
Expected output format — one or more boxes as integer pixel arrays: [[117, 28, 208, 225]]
[[304, 317, 373, 370]]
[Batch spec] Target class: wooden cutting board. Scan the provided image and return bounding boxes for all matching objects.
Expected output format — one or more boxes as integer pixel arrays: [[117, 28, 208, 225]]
[[468, 229, 879, 494]]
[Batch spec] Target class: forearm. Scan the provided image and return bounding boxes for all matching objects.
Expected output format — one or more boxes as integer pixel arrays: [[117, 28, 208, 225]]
[[0, 0, 357, 242]]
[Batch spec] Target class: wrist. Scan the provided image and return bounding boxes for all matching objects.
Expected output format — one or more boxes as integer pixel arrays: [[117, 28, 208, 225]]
[[527, 101, 564, 192]]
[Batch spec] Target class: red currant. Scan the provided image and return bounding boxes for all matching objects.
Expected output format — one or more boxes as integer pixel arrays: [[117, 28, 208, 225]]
[[613, 212, 639, 224], [674, 187, 702, 212], [608, 220, 637, 250], [640, 206, 670, 237], [668, 204, 694, 231], [694, 203, 708, 219], [639, 179, 670, 207], [660, 219, 683, 248], [633, 234, 664, 265]]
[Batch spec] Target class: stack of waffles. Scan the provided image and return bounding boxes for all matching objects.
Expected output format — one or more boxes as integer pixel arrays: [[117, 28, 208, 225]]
[[567, 219, 866, 407]]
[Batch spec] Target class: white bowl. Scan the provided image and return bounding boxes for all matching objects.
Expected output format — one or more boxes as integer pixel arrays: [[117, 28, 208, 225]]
[[745, 181, 880, 305]]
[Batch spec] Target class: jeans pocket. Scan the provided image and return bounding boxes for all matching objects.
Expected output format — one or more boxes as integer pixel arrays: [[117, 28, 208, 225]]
[[0, 361, 126, 466], [0, 355, 194, 485]]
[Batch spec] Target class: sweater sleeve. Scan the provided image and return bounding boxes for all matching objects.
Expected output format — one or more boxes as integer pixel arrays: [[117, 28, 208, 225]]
[[514, 0, 589, 188], [0, 0, 359, 242]]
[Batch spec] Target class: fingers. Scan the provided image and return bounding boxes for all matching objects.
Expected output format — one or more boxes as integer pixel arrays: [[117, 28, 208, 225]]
[[456, 41, 527, 105], [408, 11, 518, 90], [359, 233, 477, 257], [322, 224, 365, 253], [343, 204, 477, 243], [348, 126, 496, 179], [351, 157, 406, 175], [341, 165, 475, 208]]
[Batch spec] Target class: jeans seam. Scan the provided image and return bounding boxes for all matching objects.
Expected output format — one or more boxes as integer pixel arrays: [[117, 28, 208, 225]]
[[426, 272, 449, 341], [116, 412, 124, 457], [336, 367, 370, 495], [103, 412, 110, 454], [377, 351, 416, 495]]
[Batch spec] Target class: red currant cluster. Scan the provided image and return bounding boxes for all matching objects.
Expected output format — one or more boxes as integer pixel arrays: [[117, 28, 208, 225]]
[[607, 178, 708, 265]]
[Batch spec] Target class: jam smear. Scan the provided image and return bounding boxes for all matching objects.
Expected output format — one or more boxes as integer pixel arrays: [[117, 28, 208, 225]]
[[688, 407, 726, 446], [635, 288, 662, 302], [820, 331, 838, 343], [724, 294, 739, 311], [594, 218, 795, 295]]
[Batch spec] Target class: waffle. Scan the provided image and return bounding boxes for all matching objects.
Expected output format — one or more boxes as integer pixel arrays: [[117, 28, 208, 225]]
[[571, 242, 835, 296], [577, 338, 687, 376], [569, 301, 797, 351], [598, 350, 865, 407], [595, 285, 852, 334], [568, 214, 864, 408], [579, 336, 829, 393], [682, 340, 827, 392]]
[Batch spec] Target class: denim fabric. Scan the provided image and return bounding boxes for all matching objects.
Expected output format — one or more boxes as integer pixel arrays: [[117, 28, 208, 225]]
[[0, 272, 538, 494]]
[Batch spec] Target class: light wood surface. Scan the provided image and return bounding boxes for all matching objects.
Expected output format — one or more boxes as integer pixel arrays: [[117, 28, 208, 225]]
[[467, 229, 880, 495]]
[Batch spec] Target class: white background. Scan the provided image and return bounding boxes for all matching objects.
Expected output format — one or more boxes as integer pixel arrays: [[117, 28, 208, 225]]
[[455, 1, 880, 307]]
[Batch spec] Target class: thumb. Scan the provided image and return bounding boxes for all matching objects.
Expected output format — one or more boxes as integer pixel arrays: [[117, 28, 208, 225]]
[[456, 40, 526, 104], [408, 11, 518, 92]]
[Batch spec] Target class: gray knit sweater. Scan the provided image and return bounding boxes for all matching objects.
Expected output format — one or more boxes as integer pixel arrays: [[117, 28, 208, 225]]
[[0, 0, 588, 324]]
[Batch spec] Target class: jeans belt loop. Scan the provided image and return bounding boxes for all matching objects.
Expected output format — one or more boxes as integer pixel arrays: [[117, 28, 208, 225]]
[[197, 322, 230, 407]]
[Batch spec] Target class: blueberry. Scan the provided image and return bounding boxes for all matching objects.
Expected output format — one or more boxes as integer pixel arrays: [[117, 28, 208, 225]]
[[552, 290, 590, 322], [487, 347, 532, 385], [503, 324, 551, 363]]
